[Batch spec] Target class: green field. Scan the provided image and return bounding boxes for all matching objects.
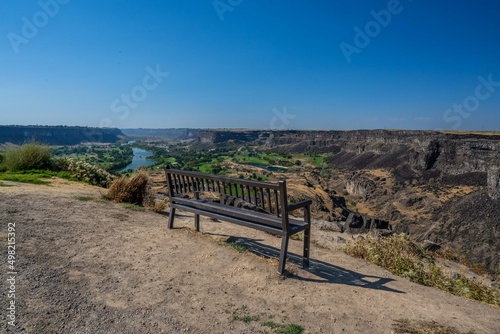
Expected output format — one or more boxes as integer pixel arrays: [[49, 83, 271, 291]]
[[0, 170, 74, 185]]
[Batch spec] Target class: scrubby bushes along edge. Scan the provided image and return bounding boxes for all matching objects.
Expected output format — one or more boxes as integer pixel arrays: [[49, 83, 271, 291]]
[[344, 233, 500, 306], [0, 142, 115, 187]]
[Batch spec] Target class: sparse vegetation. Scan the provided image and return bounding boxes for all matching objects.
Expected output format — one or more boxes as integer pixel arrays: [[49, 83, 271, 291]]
[[75, 196, 94, 201], [121, 203, 146, 211], [229, 305, 303, 334], [222, 240, 247, 253], [344, 234, 500, 306], [392, 318, 474, 334]]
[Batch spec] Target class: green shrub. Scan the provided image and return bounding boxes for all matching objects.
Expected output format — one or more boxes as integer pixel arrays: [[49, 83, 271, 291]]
[[53, 157, 114, 187], [3, 142, 52, 171], [105, 170, 149, 205]]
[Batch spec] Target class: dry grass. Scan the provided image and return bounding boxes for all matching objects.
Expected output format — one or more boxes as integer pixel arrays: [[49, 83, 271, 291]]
[[392, 318, 475, 334], [344, 234, 500, 306], [143, 195, 167, 213], [105, 170, 149, 205], [105, 169, 168, 213], [435, 246, 488, 277]]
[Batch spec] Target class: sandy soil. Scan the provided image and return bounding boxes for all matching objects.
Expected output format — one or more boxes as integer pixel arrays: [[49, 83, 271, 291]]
[[1, 179, 499, 333]]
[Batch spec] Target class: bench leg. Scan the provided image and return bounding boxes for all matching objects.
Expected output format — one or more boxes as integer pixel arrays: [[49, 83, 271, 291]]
[[167, 207, 176, 229], [303, 205, 311, 268], [194, 213, 200, 232], [194, 191, 200, 232], [278, 235, 289, 275], [303, 227, 310, 268]]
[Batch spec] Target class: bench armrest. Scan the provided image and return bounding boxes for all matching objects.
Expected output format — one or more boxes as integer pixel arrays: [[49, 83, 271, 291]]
[[287, 199, 312, 212]]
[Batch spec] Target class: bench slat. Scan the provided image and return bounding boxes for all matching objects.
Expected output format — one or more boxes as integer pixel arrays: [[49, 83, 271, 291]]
[[166, 168, 278, 189], [171, 203, 284, 235], [171, 197, 308, 231]]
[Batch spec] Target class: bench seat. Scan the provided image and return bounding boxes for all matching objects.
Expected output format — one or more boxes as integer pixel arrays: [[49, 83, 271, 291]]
[[171, 196, 310, 235]]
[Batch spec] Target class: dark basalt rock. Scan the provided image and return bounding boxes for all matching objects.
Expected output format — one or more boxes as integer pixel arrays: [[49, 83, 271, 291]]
[[344, 213, 391, 235]]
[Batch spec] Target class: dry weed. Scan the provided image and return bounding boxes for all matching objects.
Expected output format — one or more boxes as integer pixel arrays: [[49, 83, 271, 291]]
[[106, 169, 149, 205]]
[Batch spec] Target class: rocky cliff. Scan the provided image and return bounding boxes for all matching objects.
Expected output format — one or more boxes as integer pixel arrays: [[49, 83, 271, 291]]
[[191, 129, 500, 273], [194, 129, 500, 194], [0, 126, 125, 145], [121, 128, 200, 140]]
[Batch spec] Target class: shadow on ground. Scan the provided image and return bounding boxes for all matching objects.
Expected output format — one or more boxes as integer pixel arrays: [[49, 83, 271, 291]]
[[210, 234, 405, 294]]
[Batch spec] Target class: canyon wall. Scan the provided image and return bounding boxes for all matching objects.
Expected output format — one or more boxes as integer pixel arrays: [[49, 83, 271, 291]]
[[0, 126, 125, 145]]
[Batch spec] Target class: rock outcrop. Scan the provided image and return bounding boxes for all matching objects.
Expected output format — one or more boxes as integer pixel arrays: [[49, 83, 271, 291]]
[[488, 167, 500, 200]]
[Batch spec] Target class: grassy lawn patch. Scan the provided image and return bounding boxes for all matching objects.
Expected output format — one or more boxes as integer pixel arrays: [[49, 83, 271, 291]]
[[292, 153, 326, 167], [0, 170, 73, 185]]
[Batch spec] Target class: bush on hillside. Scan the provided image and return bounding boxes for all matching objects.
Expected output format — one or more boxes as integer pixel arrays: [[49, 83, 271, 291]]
[[3, 142, 52, 171], [52, 157, 115, 187], [106, 169, 149, 205]]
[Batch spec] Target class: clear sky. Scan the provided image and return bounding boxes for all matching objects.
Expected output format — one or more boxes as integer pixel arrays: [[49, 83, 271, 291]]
[[1, 0, 499, 131]]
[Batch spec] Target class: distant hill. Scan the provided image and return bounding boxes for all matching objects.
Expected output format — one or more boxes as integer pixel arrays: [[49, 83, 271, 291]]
[[0, 126, 125, 145], [121, 128, 200, 140]]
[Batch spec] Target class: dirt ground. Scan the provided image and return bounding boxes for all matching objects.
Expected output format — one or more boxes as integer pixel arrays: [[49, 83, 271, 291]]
[[1, 179, 499, 334]]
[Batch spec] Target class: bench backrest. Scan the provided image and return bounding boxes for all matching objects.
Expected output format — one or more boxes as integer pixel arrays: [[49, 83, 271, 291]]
[[164, 166, 288, 218]]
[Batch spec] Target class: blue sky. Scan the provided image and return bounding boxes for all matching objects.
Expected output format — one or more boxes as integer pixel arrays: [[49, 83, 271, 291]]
[[1, 0, 499, 130]]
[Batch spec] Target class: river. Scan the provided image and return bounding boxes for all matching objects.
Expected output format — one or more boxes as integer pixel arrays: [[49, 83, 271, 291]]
[[244, 163, 288, 173], [119, 148, 156, 172]]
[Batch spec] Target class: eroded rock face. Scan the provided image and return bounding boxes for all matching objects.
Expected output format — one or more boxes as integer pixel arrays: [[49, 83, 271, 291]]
[[194, 129, 499, 183], [487, 167, 500, 200], [410, 190, 500, 274], [345, 173, 376, 196]]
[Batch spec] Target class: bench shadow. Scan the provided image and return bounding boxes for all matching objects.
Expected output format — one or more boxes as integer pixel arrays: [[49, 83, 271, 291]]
[[212, 234, 404, 294]]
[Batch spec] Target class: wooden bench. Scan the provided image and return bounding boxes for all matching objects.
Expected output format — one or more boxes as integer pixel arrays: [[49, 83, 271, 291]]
[[164, 166, 312, 274]]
